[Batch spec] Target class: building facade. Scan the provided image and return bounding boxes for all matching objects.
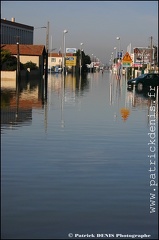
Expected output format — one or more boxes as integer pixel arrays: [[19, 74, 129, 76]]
[[48, 53, 63, 70], [48, 52, 76, 71], [1, 44, 46, 77], [1, 18, 34, 44]]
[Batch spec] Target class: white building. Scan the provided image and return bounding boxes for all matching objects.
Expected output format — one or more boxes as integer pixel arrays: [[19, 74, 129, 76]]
[[48, 53, 75, 71]]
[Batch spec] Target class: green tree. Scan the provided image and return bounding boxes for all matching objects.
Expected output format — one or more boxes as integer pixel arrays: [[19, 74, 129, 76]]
[[75, 50, 91, 73], [1, 49, 12, 65], [1, 49, 24, 70], [23, 61, 38, 70]]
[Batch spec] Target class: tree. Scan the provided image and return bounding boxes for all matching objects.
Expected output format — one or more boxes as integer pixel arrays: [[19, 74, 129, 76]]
[[23, 61, 38, 70], [1, 49, 12, 65], [75, 49, 91, 73], [1, 49, 24, 71], [1, 49, 13, 70]]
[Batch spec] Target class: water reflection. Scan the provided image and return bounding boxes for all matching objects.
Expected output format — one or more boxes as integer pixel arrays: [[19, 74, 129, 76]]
[[47, 73, 90, 129], [109, 71, 158, 123], [1, 77, 44, 130], [1, 71, 158, 239], [1, 73, 158, 131]]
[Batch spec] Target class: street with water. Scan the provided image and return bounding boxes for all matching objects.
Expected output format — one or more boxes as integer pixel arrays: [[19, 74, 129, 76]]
[[1, 71, 158, 239]]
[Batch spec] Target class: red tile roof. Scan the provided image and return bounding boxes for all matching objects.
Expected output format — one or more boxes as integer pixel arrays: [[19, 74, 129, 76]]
[[49, 52, 74, 57], [1, 44, 46, 56]]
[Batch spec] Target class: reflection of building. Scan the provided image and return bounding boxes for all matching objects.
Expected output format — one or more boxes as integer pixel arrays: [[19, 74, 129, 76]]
[[1, 79, 44, 129], [1, 18, 34, 44], [126, 88, 158, 123], [1, 108, 32, 127]]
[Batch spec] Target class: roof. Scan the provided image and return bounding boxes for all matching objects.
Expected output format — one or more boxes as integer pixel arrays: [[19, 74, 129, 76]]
[[1, 44, 46, 56], [1, 19, 34, 30], [49, 53, 74, 57]]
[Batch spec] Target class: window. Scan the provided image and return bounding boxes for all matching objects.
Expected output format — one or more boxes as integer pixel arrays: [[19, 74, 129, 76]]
[[51, 58, 56, 62]]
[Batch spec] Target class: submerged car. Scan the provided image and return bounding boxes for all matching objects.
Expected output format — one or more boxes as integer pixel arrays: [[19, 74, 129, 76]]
[[127, 73, 159, 91]]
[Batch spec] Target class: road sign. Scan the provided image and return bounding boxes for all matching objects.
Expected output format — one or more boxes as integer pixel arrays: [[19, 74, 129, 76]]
[[122, 52, 132, 63], [66, 48, 77, 54], [65, 56, 77, 66], [117, 52, 122, 58], [122, 62, 131, 67]]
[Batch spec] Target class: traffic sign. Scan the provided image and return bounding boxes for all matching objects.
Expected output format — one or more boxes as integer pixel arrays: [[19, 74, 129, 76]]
[[122, 52, 132, 63], [122, 62, 131, 67]]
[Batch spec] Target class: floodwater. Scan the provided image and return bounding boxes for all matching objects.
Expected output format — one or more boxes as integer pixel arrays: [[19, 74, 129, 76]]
[[1, 71, 158, 239]]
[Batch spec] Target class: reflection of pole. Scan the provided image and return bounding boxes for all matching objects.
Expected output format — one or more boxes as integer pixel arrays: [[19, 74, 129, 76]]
[[44, 99, 48, 133], [132, 84, 135, 107], [109, 82, 112, 105], [61, 74, 65, 128], [15, 83, 19, 119], [79, 75, 81, 90], [80, 43, 83, 76]]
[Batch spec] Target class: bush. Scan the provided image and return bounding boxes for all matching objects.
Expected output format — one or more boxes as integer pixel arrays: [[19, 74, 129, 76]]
[[1, 50, 25, 71], [23, 61, 38, 70]]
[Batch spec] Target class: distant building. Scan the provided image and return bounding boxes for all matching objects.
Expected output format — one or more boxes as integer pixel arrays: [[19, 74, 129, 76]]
[[1, 18, 34, 44], [48, 52, 74, 70]]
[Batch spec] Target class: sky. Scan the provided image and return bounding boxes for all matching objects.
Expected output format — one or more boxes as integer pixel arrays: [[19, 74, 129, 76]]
[[1, 1, 158, 65]]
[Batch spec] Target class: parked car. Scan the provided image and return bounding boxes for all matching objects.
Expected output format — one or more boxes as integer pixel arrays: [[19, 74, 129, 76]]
[[58, 67, 62, 73], [127, 73, 159, 91]]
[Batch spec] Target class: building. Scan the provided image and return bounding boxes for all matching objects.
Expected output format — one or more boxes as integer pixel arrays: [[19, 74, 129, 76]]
[[1, 44, 46, 67], [1, 18, 34, 44], [1, 44, 46, 78], [48, 52, 76, 71], [48, 53, 63, 70]]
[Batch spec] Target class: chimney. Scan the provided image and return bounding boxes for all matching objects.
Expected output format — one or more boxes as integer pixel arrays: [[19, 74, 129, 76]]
[[11, 17, 15, 22]]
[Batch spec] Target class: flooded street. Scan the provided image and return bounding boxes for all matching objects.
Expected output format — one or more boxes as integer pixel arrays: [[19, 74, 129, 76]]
[[1, 71, 158, 239]]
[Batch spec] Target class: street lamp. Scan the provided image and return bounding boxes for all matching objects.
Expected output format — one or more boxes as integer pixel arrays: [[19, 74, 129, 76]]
[[92, 54, 94, 61], [34, 26, 48, 49], [91, 54, 94, 73], [116, 37, 121, 61], [80, 43, 84, 75], [114, 47, 117, 63], [116, 37, 121, 77], [62, 29, 68, 74]]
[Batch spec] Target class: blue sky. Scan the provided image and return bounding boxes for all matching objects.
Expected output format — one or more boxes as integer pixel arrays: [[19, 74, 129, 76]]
[[1, 1, 158, 64]]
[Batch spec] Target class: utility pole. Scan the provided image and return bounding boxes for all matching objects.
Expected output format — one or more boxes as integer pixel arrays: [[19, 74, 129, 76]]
[[150, 36, 153, 72], [16, 36, 20, 86], [16, 36, 20, 119], [46, 21, 49, 52], [45, 21, 49, 100]]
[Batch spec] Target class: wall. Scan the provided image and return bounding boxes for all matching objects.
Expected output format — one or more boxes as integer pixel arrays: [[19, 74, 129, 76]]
[[19, 56, 40, 67], [1, 70, 41, 82], [1, 70, 16, 79], [48, 56, 62, 69]]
